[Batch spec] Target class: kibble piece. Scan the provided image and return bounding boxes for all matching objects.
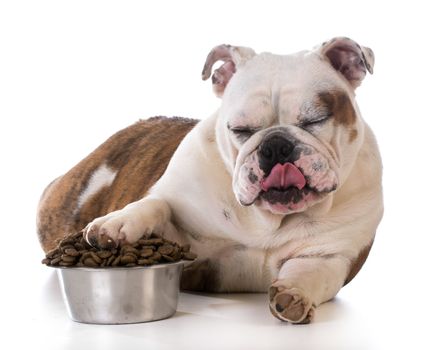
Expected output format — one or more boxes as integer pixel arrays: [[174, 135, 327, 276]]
[[172, 246, 182, 260], [41, 258, 51, 265], [83, 257, 98, 267], [112, 256, 121, 267], [120, 244, 131, 253], [138, 238, 164, 246], [60, 245, 74, 253], [140, 248, 154, 258], [59, 239, 75, 247], [120, 254, 136, 265], [81, 252, 92, 260], [158, 244, 174, 256], [121, 245, 140, 255], [89, 251, 102, 264], [50, 257, 62, 265], [151, 251, 162, 261], [162, 254, 175, 262], [137, 259, 152, 265], [106, 255, 116, 266], [64, 248, 80, 257], [74, 242, 85, 251], [97, 250, 112, 259], [61, 255, 77, 263], [124, 246, 140, 255], [46, 248, 60, 259]]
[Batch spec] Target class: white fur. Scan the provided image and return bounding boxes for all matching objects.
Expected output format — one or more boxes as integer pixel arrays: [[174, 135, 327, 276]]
[[76, 163, 117, 210]]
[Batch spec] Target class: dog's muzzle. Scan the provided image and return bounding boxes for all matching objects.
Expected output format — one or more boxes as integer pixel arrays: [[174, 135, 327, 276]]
[[257, 133, 296, 176]]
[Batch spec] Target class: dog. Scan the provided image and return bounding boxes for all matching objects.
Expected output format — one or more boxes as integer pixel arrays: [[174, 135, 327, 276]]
[[37, 37, 383, 324]]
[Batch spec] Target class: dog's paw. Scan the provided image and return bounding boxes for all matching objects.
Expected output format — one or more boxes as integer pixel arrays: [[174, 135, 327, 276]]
[[269, 281, 315, 324], [83, 208, 158, 249]]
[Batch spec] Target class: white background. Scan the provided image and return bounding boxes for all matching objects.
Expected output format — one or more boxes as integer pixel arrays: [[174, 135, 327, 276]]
[[0, 1, 429, 349]]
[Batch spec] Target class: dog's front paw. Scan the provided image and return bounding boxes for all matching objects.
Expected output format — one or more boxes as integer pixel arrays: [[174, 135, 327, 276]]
[[83, 208, 158, 249], [269, 281, 315, 324]]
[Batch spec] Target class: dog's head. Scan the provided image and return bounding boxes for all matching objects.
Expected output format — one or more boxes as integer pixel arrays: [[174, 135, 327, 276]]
[[202, 37, 374, 215]]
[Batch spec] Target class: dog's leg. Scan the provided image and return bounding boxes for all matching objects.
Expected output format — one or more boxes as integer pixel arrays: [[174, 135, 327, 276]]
[[269, 255, 349, 324], [83, 196, 177, 248]]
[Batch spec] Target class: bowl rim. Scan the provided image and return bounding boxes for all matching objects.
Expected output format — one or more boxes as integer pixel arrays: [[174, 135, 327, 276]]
[[48, 259, 185, 271]]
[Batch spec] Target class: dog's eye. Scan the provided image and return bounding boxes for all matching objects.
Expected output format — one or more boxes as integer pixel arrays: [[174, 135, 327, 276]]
[[301, 114, 333, 128], [229, 127, 256, 141]]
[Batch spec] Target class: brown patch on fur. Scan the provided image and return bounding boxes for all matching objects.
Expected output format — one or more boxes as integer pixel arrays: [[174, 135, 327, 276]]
[[349, 128, 358, 142], [344, 240, 374, 286], [37, 116, 198, 252], [180, 259, 220, 292], [318, 91, 356, 127]]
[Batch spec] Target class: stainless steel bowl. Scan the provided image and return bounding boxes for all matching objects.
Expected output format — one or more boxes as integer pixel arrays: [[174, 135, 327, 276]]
[[54, 261, 183, 324]]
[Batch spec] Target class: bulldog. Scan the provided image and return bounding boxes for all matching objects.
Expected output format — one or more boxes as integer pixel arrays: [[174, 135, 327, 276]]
[[37, 37, 383, 324]]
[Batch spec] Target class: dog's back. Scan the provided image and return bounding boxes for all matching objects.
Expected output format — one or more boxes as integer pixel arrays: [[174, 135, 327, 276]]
[[37, 116, 197, 252]]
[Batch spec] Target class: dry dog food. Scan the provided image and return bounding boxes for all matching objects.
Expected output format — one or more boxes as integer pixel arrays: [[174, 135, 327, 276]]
[[42, 231, 197, 268]]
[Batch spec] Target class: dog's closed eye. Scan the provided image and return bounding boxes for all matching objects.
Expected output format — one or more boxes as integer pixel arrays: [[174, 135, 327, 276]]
[[299, 114, 333, 129], [228, 124, 260, 141]]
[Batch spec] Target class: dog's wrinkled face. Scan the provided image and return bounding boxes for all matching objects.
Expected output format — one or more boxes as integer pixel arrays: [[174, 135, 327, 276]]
[[203, 38, 374, 215], [228, 85, 350, 215]]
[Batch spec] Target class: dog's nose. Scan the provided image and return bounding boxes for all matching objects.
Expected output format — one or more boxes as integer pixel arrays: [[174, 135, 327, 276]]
[[257, 135, 295, 175]]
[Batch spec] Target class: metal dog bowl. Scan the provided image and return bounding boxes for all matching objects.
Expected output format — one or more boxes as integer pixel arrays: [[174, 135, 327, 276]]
[[54, 261, 184, 324]]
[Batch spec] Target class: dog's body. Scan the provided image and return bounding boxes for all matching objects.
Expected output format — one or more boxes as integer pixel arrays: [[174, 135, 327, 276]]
[[37, 38, 383, 323]]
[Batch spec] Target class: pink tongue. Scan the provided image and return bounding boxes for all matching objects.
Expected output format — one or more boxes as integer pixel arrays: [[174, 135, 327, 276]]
[[260, 163, 306, 191]]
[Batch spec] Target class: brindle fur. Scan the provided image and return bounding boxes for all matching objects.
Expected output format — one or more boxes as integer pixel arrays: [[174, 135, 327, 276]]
[[37, 116, 198, 252]]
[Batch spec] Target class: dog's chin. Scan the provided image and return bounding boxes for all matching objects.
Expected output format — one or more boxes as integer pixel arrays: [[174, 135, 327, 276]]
[[254, 186, 322, 215]]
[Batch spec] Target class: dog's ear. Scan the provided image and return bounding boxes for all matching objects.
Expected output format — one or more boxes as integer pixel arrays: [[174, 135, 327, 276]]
[[202, 44, 256, 98], [317, 37, 374, 89]]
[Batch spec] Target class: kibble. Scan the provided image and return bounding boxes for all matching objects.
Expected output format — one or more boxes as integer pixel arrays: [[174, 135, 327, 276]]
[[64, 248, 80, 257], [140, 248, 154, 258], [97, 250, 112, 259], [158, 244, 174, 256], [42, 231, 197, 268]]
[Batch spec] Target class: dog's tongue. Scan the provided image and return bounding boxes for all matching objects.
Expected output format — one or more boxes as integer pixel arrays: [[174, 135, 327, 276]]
[[260, 163, 306, 191]]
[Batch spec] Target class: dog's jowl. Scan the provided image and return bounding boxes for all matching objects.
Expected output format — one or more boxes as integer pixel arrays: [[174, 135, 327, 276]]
[[37, 37, 383, 324]]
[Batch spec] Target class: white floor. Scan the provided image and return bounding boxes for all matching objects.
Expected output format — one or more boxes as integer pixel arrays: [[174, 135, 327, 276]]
[[2, 243, 429, 350]]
